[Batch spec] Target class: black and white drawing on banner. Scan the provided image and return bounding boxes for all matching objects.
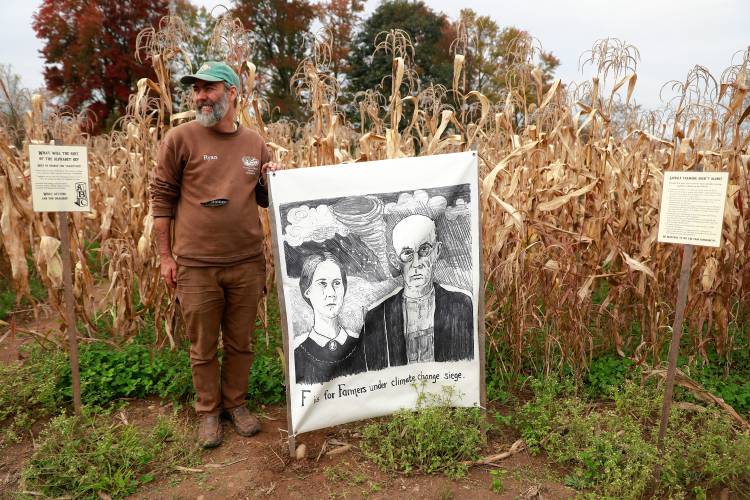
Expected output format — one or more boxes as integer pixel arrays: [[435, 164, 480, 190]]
[[282, 185, 474, 385]]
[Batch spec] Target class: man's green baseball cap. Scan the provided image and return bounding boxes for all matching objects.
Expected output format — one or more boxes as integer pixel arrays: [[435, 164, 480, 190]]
[[180, 61, 240, 89]]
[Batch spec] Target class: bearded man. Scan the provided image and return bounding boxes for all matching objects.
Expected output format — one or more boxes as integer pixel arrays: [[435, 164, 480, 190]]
[[150, 61, 280, 448], [361, 214, 475, 370]]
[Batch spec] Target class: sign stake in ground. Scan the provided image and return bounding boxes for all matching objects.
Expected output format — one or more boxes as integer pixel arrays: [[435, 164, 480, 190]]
[[58, 212, 83, 414], [29, 143, 91, 415], [654, 168, 728, 461]]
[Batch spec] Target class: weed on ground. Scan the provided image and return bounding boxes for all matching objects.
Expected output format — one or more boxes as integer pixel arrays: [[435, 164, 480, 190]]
[[0, 349, 66, 449], [361, 385, 486, 479], [513, 377, 750, 498], [18, 411, 198, 499]]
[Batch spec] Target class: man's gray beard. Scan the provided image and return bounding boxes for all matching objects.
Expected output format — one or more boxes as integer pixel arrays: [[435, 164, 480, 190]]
[[195, 92, 229, 127]]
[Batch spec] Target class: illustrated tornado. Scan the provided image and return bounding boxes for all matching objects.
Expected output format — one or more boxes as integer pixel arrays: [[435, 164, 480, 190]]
[[331, 196, 390, 276]]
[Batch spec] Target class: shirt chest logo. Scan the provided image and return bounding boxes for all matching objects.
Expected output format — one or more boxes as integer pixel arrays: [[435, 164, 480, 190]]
[[242, 156, 260, 176], [203, 154, 218, 161]]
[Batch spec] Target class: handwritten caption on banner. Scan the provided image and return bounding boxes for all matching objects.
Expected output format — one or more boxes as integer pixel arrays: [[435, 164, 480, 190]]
[[657, 171, 729, 248], [300, 369, 465, 407], [29, 144, 90, 213]]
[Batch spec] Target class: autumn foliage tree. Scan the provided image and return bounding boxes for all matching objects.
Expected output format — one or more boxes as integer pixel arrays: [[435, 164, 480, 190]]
[[318, 0, 365, 85], [33, 0, 169, 133], [454, 10, 560, 103]]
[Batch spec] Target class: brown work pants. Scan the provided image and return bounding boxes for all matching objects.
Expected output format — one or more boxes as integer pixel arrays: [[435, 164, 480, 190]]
[[176, 260, 265, 415]]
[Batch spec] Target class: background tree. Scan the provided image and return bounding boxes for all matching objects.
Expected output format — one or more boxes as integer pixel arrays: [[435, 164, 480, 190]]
[[454, 10, 560, 104], [32, 0, 170, 133], [452, 9, 504, 101], [348, 0, 454, 96], [494, 26, 560, 103], [318, 0, 365, 86], [232, 0, 319, 119], [0, 64, 31, 146], [173, 0, 218, 74]]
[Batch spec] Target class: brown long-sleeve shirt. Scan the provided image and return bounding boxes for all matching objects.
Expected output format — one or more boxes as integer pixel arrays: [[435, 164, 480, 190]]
[[150, 121, 271, 266]]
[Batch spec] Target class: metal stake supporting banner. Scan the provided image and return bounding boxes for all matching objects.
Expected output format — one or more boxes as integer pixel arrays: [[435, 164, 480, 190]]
[[473, 149, 488, 441], [267, 174, 296, 457], [58, 212, 83, 415]]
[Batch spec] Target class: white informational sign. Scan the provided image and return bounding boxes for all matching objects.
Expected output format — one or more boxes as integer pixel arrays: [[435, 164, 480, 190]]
[[657, 171, 729, 247], [29, 144, 90, 212], [270, 152, 482, 435]]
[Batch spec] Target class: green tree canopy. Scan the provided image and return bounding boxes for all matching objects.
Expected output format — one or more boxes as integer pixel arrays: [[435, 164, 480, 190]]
[[348, 0, 454, 96], [233, 0, 319, 119], [173, 1, 218, 74]]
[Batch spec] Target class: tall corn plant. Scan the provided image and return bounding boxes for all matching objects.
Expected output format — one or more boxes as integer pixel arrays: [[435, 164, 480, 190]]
[[0, 13, 748, 375]]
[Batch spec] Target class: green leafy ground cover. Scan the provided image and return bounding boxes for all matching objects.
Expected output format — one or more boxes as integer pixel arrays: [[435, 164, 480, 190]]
[[361, 386, 486, 479], [2, 290, 749, 498], [26, 308, 286, 411], [1, 299, 285, 498], [514, 377, 750, 498], [19, 412, 198, 499]]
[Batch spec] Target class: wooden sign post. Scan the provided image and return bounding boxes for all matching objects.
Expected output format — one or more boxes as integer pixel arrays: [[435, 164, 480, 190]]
[[654, 169, 729, 461], [28, 144, 91, 415]]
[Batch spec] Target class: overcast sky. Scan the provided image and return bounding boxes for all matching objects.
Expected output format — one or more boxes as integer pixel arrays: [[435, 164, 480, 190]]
[[1, 0, 747, 109]]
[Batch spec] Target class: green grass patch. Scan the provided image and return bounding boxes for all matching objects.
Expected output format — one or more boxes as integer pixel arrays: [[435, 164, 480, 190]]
[[515, 377, 750, 498], [0, 265, 46, 321], [0, 349, 67, 449], [361, 385, 486, 479], [247, 298, 286, 406], [0, 277, 16, 320], [19, 412, 198, 499]]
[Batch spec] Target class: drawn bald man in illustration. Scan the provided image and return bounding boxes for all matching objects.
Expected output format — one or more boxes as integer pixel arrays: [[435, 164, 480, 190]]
[[361, 214, 474, 370]]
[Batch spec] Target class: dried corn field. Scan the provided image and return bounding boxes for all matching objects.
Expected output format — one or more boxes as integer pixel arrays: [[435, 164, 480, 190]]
[[1, 16, 749, 374]]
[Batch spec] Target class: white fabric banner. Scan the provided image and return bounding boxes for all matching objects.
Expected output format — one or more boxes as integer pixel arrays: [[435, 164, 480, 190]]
[[269, 152, 481, 435]]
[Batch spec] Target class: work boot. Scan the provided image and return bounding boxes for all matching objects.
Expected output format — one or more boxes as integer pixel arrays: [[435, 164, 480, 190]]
[[227, 405, 261, 437], [198, 414, 223, 448]]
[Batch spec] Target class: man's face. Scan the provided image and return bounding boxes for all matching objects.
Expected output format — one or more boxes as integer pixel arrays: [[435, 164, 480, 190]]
[[193, 80, 231, 127], [391, 215, 440, 292]]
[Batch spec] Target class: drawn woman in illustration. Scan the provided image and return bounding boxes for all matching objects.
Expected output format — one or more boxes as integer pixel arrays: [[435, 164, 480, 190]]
[[294, 252, 366, 384]]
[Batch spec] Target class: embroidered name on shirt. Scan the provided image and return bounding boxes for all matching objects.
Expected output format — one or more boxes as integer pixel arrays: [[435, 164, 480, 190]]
[[203, 154, 218, 161]]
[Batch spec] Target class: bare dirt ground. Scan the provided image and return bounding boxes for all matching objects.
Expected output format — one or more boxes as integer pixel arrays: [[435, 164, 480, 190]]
[[129, 401, 575, 500], [0, 314, 576, 499]]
